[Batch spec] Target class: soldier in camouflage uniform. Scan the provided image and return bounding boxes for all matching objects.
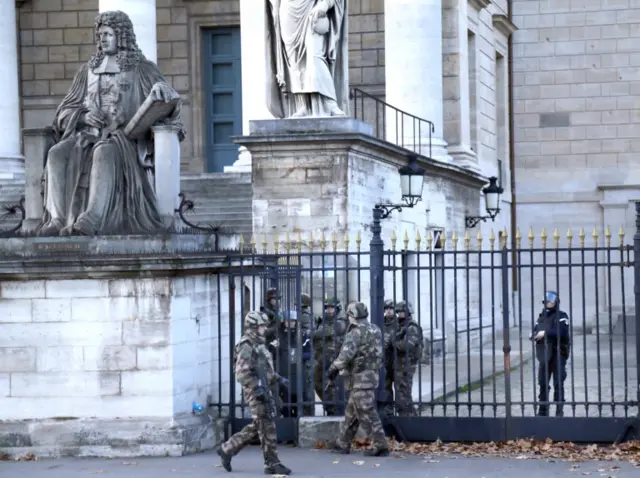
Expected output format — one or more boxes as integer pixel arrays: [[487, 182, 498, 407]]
[[217, 311, 291, 475], [313, 297, 348, 415], [382, 299, 397, 416], [261, 287, 283, 359], [299, 293, 316, 415], [327, 302, 389, 457], [386, 301, 421, 416]]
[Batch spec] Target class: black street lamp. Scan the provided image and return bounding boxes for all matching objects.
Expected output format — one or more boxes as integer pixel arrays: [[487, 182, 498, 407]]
[[369, 154, 425, 420], [464, 176, 504, 228]]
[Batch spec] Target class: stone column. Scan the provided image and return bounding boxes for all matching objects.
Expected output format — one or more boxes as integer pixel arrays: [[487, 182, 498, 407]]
[[152, 125, 181, 229], [0, 0, 24, 184], [384, 0, 450, 161], [225, 0, 274, 173], [99, 0, 157, 63]]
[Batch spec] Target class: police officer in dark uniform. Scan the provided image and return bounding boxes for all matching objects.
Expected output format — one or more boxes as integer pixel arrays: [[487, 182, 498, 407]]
[[530, 290, 570, 417], [274, 309, 314, 417]]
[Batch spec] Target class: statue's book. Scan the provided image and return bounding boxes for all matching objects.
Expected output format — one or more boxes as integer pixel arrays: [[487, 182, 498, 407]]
[[124, 95, 179, 139]]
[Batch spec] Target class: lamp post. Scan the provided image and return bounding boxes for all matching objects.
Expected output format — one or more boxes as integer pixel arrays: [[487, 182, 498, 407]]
[[464, 176, 504, 228], [369, 154, 425, 418]]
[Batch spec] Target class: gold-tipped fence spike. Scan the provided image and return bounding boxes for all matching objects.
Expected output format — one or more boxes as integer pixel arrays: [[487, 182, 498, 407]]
[[515, 228, 522, 249], [489, 229, 496, 250], [477, 230, 483, 248], [426, 231, 433, 250], [262, 234, 269, 253], [464, 231, 471, 250], [541, 228, 548, 248], [415, 230, 422, 250], [592, 227, 598, 246], [567, 228, 573, 248], [355, 231, 362, 251], [553, 228, 560, 249], [297, 231, 302, 253], [390, 230, 397, 251], [500, 227, 508, 249], [308, 231, 314, 252], [320, 231, 327, 251], [528, 227, 534, 247], [274, 233, 280, 253], [344, 231, 350, 251], [619, 226, 625, 247], [451, 231, 459, 250], [605, 226, 612, 247], [249, 235, 257, 253], [239, 234, 245, 252], [579, 228, 585, 247], [285, 232, 291, 252], [331, 232, 338, 252], [403, 230, 409, 250]]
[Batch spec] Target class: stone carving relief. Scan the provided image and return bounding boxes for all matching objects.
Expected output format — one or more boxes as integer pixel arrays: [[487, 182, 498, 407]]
[[37, 10, 185, 237], [266, 0, 349, 119]]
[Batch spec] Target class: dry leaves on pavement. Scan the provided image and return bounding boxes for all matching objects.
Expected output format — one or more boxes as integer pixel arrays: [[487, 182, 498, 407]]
[[315, 438, 640, 465]]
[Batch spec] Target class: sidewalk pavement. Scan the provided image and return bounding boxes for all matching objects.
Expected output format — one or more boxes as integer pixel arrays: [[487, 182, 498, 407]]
[[2, 446, 639, 477], [434, 334, 638, 417]]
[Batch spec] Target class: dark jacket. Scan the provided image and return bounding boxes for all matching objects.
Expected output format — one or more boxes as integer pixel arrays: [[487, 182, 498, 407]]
[[532, 306, 571, 361]]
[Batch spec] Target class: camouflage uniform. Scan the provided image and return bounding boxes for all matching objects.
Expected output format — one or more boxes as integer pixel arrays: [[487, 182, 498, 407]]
[[381, 299, 397, 416], [217, 311, 291, 476], [299, 293, 316, 416], [261, 287, 283, 350], [385, 301, 421, 416], [313, 297, 348, 415], [327, 302, 389, 457]]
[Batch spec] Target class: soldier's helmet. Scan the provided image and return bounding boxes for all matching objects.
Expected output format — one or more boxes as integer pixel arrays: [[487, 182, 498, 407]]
[[395, 300, 413, 315], [245, 310, 268, 329], [346, 301, 369, 319], [384, 299, 395, 309], [324, 296, 342, 312], [266, 287, 279, 300], [301, 293, 312, 307]]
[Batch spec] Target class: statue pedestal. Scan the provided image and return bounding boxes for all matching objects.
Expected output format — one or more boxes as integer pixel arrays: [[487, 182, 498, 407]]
[[0, 234, 244, 458]]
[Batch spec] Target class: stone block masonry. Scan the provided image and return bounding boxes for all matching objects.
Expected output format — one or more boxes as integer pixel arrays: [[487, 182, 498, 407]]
[[0, 235, 249, 457]]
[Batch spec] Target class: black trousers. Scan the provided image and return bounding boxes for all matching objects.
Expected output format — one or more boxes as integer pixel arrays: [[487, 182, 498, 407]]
[[537, 354, 567, 414]]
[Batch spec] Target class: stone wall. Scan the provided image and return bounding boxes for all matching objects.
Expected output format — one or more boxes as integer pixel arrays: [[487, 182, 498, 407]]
[[0, 275, 225, 420], [511, 0, 638, 326]]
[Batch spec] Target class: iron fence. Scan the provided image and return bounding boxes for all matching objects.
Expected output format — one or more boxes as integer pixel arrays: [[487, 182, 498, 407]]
[[212, 226, 639, 443]]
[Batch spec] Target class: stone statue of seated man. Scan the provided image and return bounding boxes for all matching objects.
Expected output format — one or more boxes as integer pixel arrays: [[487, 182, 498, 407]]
[[38, 10, 185, 237]]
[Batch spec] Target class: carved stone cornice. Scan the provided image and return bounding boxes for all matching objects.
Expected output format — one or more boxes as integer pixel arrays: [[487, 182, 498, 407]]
[[492, 14, 518, 37], [468, 0, 492, 11]]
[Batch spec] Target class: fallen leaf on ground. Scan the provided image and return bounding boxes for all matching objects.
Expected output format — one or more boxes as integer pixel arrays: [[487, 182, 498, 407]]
[[373, 463, 380, 467], [121, 461, 137, 465], [0, 452, 9, 461], [332, 460, 339, 464], [15, 453, 36, 462], [312, 438, 640, 464], [352, 460, 364, 465]]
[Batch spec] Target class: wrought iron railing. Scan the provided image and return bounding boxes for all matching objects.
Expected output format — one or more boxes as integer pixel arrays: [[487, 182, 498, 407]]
[[349, 87, 435, 159]]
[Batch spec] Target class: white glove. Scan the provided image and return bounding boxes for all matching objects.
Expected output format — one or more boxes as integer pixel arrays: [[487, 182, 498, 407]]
[[535, 331, 545, 341]]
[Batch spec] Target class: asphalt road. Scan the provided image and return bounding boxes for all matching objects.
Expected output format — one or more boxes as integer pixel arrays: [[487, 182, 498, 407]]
[[1, 446, 638, 477]]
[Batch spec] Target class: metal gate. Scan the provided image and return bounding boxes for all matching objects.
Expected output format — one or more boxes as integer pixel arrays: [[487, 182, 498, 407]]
[[219, 223, 639, 444]]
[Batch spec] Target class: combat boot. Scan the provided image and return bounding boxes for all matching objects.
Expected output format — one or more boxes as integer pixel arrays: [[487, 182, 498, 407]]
[[264, 462, 291, 475], [329, 441, 350, 454], [217, 447, 232, 472], [363, 447, 390, 457]]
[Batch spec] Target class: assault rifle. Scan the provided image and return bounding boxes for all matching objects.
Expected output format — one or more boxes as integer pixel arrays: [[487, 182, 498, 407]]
[[255, 361, 277, 420]]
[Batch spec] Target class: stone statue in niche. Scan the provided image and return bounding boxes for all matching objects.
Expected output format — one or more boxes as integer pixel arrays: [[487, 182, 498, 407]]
[[266, 0, 349, 118], [37, 10, 185, 237]]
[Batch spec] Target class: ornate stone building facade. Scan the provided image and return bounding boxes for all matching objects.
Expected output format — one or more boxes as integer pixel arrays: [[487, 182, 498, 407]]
[[5, 0, 517, 238]]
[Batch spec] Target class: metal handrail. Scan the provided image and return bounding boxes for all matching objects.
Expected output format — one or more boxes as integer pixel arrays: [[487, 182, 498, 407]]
[[349, 87, 436, 159]]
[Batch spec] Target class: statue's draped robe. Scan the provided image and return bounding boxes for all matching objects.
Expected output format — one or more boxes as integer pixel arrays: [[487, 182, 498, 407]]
[[43, 58, 184, 235], [266, 0, 349, 118]]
